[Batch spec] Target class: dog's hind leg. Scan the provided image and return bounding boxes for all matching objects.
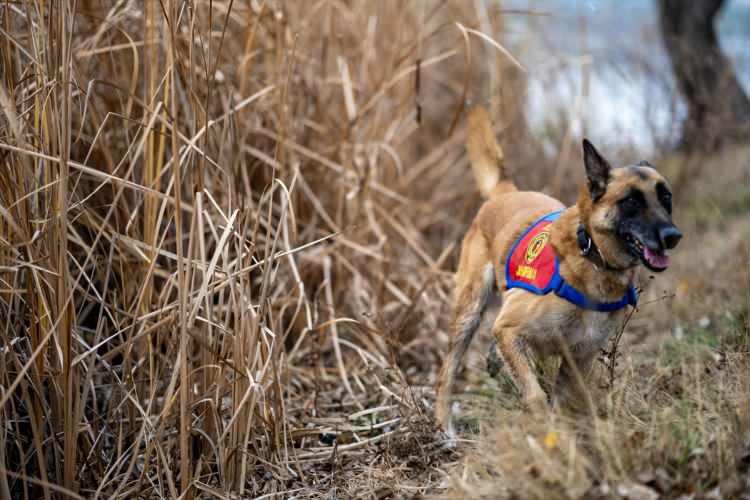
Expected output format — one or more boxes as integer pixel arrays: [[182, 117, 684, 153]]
[[436, 255, 495, 439], [486, 340, 504, 379]]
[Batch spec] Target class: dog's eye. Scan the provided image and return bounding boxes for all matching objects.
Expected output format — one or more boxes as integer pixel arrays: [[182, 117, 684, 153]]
[[659, 192, 672, 214], [656, 183, 673, 214], [622, 194, 642, 210], [620, 188, 646, 211]]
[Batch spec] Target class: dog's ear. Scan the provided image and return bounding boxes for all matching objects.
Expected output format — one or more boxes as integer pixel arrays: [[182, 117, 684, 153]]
[[582, 139, 611, 201]]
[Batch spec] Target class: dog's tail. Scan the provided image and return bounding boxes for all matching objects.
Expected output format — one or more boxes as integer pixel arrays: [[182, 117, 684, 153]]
[[466, 106, 516, 198]]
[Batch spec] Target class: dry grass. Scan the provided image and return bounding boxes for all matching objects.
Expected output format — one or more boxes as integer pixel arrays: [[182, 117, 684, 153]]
[[1, 1, 749, 499], [0, 1, 531, 498]]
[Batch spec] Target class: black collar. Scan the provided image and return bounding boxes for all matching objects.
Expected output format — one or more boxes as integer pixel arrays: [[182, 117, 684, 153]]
[[576, 224, 622, 272]]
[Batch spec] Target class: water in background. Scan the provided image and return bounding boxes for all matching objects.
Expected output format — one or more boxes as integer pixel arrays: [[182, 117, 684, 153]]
[[499, 0, 750, 153]]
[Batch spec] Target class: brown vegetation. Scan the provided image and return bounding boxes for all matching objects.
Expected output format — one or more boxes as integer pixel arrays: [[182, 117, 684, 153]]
[[1, 1, 749, 499]]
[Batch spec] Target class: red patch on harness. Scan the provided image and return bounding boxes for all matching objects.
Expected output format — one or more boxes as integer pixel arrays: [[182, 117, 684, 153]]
[[507, 219, 557, 290]]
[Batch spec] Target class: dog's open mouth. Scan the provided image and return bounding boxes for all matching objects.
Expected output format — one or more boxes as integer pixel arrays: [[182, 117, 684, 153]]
[[623, 233, 670, 272]]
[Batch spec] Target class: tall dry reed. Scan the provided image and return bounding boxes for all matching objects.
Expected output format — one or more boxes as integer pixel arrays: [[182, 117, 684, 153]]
[[0, 1, 531, 497]]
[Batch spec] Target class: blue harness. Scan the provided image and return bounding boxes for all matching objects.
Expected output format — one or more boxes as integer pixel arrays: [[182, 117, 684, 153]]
[[505, 211, 638, 312]]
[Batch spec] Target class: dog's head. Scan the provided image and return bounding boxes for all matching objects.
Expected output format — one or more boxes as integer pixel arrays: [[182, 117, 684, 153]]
[[578, 139, 682, 272]]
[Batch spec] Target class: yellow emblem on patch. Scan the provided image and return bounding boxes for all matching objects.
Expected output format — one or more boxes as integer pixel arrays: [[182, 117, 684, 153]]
[[516, 265, 537, 280], [525, 231, 549, 263]]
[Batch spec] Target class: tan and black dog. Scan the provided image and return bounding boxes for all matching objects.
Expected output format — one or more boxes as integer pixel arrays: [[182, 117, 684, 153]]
[[436, 107, 681, 436]]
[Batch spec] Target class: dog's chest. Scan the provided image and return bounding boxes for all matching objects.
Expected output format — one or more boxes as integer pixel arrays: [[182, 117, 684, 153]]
[[526, 305, 622, 354], [566, 310, 621, 348]]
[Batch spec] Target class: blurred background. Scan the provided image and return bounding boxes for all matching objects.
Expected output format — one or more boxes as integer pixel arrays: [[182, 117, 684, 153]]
[[505, 0, 750, 153], [1, 1, 749, 498]]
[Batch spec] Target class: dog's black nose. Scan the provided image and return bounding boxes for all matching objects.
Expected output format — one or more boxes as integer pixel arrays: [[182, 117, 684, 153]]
[[659, 226, 682, 249]]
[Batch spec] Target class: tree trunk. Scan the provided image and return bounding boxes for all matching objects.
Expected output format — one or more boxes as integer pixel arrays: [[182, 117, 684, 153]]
[[659, 0, 750, 151]]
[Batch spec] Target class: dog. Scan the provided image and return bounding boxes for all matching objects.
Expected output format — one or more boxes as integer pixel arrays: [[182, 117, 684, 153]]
[[435, 107, 681, 437]]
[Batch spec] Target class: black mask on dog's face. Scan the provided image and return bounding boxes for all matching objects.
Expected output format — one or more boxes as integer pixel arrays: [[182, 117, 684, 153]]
[[582, 139, 682, 272]]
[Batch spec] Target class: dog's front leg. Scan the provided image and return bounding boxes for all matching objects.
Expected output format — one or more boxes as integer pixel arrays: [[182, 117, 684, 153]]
[[492, 314, 547, 413], [553, 345, 596, 413]]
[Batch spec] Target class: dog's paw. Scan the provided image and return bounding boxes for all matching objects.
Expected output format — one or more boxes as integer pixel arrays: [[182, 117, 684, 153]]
[[440, 404, 459, 449], [552, 391, 594, 417], [524, 394, 552, 416], [441, 425, 458, 449]]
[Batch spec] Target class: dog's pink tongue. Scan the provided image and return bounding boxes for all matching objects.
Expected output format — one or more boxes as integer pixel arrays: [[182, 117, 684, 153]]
[[644, 247, 670, 269]]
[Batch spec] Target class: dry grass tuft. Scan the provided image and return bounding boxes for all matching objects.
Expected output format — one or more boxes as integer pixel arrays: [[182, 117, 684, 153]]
[[0, 1, 530, 497]]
